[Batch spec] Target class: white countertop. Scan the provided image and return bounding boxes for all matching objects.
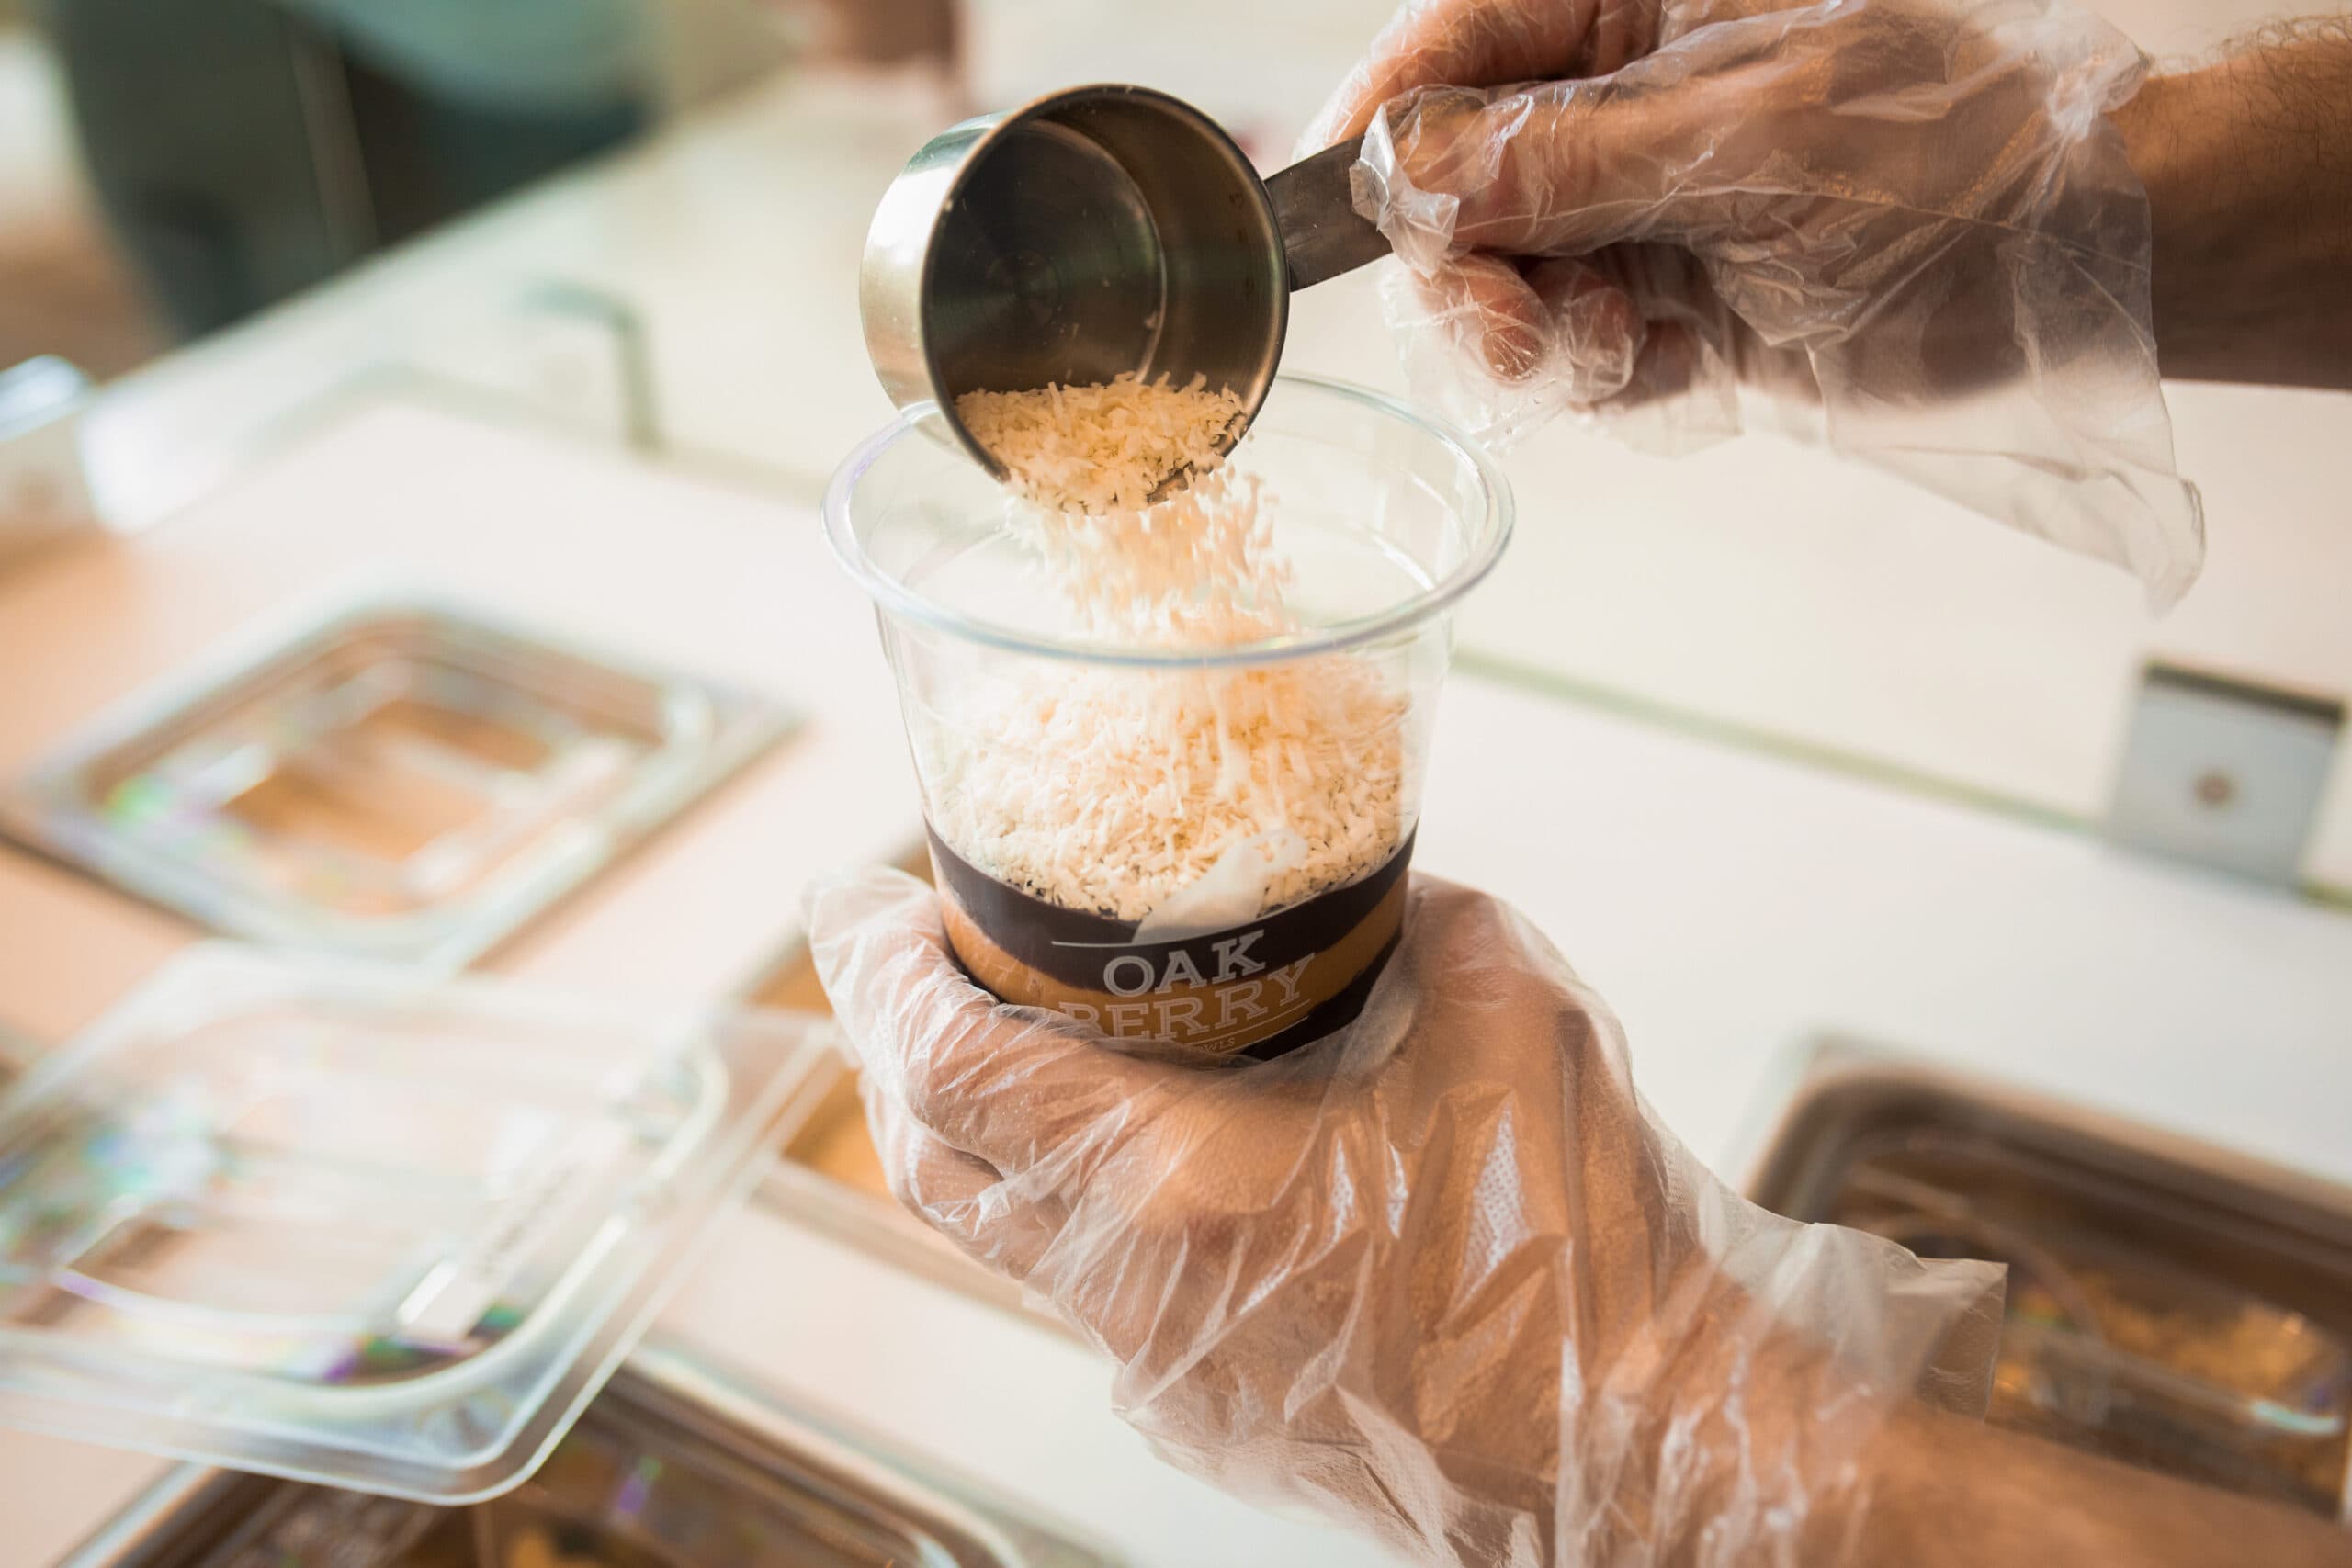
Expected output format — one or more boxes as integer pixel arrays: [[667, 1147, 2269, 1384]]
[[3, 400, 2349, 1564]]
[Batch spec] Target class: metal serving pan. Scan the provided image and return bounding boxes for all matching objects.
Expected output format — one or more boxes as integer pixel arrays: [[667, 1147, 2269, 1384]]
[[734, 843, 1053, 1329], [1747, 1043, 2352, 1518], [60, 1339, 1118, 1568], [0, 589, 791, 970]]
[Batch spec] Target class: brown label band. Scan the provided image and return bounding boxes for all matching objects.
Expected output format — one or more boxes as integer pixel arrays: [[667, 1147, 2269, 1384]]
[[926, 828, 1416, 987], [928, 830, 1416, 1058]]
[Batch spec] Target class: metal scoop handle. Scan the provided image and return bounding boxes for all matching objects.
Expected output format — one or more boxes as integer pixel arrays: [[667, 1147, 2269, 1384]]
[[1267, 136, 1389, 291]]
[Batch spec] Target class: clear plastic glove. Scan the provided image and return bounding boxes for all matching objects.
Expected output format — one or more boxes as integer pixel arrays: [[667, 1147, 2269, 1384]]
[[1303, 0, 2206, 606], [808, 868, 2004, 1566]]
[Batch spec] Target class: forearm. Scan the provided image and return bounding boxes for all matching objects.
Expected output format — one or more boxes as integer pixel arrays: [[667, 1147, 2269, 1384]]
[[1603, 1300, 2351, 1566], [1828, 1402, 2352, 1566], [2116, 21, 2352, 389]]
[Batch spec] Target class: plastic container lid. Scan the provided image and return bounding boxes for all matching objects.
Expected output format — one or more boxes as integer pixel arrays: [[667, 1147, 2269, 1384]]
[[0, 590, 794, 972], [0, 944, 831, 1503]]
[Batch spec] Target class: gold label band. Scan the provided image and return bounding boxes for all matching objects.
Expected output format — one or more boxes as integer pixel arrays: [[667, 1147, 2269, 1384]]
[[928, 830, 1415, 1058]]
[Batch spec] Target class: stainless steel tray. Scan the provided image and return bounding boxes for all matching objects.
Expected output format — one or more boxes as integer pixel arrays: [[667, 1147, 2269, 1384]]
[[729, 845, 1058, 1332], [0, 591, 792, 970], [62, 1338, 1120, 1568], [1747, 1043, 2352, 1518]]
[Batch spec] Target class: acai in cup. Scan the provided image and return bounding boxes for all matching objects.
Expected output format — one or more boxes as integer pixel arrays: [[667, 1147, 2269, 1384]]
[[824, 374, 1511, 1059]]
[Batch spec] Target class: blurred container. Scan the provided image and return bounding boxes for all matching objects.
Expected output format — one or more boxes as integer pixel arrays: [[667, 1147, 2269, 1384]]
[[0, 945, 833, 1502], [0, 356, 103, 571], [60, 1342, 1117, 1566], [1748, 1046, 2352, 1518], [788, 0, 959, 72], [959, 0, 1398, 166], [391, 283, 662, 451], [823, 375, 1509, 1059], [0, 590, 790, 970]]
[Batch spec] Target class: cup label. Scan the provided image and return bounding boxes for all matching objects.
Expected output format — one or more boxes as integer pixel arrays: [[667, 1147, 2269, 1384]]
[[927, 828, 1414, 1058]]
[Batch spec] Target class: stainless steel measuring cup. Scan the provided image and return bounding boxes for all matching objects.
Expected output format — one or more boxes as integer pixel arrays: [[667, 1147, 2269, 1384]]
[[860, 85, 1385, 482]]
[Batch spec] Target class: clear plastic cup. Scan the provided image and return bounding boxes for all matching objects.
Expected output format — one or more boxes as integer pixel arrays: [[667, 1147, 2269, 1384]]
[[823, 374, 1511, 1059]]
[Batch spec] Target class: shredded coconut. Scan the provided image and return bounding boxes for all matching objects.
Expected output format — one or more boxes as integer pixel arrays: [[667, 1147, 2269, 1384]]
[[939, 374, 1410, 923], [957, 371, 1247, 515]]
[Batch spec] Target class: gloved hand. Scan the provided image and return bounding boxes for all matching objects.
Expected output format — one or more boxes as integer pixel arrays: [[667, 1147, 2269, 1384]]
[[1303, 0, 2206, 606], [809, 868, 2004, 1566]]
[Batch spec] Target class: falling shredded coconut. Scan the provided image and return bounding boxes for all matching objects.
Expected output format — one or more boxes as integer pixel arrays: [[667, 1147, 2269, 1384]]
[[957, 371, 1247, 515], [939, 374, 1409, 923]]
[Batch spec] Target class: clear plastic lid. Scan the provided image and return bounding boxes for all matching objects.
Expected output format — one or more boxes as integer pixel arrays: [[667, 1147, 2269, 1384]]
[[0, 944, 831, 1502], [0, 592, 793, 972]]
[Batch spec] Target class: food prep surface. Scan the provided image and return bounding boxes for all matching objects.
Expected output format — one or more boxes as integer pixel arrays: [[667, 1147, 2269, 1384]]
[[5, 400, 2352, 1565]]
